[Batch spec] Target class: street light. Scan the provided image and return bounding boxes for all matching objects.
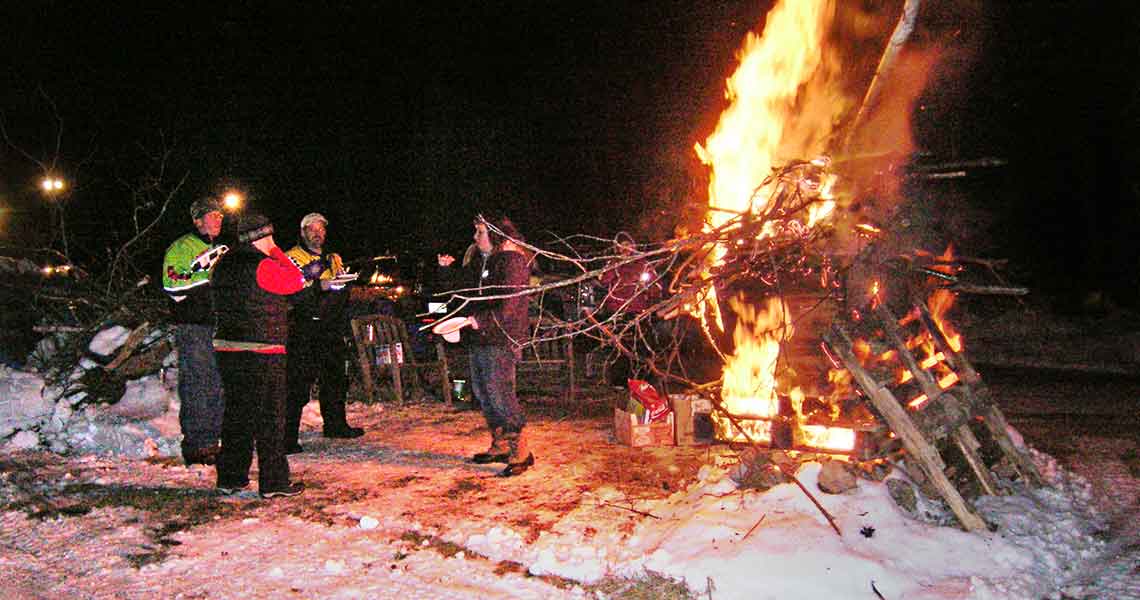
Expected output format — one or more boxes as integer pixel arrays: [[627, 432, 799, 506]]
[[38, 174, 70, 260], [41, 176, 66, 194], [222, 190, 244, 211]]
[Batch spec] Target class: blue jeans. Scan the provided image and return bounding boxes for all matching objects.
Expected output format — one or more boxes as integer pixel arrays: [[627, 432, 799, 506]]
[[174, 324, 224, 450], [469, 345, 525, 433]]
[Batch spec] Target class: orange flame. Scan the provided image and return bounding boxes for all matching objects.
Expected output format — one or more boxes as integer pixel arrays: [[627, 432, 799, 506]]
[[696, 0, 859, 451], [714, 296, 791, 444], [895, 245, 965, 408]]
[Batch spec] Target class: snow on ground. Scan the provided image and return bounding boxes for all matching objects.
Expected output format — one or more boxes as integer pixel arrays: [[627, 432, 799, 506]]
[[1, 388, 1137, 599], [1, 313, 1138, 599]]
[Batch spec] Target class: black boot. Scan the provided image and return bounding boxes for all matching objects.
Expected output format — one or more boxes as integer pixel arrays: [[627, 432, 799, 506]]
[[183, 443, 221, 466], [471, 427, 510, 463], [496, 430, 534, 477]]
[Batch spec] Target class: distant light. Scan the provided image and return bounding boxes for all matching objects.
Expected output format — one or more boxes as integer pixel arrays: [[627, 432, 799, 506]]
[[222, 191, 243, 211], [42, 266, 54, 275], [41, 177, 66, 193]]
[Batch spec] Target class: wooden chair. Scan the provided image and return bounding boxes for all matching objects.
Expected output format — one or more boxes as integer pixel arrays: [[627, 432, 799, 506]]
[[516, 317, 576, 402], [350, 314, 452, 405]]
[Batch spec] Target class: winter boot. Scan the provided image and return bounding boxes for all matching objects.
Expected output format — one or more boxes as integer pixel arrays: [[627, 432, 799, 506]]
[[472, 427, 510, 464], [497, 429, 535, 477]]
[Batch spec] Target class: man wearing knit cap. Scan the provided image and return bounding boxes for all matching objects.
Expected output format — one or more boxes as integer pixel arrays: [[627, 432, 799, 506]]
[[212, 211, 307, 498], [162, 196, 226, 465], [284, 212, 363, 453]]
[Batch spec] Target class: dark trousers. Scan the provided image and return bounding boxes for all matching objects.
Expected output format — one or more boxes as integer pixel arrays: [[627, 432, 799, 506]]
[[286, 320, 349, 443], [215, 351, 290, 490], [470, 345, 525, 433], [174, 324, 224, 451]]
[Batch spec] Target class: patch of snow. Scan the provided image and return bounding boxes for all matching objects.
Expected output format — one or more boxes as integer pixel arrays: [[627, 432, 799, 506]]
[[108, 374, 173, 420], [5, 430, 40, 450], [88, 326, 132, 357]]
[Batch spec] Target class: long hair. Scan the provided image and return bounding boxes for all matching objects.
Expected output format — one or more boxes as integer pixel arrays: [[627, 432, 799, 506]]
[[480, 215, 524, 248], [461, 243, 480, 267]]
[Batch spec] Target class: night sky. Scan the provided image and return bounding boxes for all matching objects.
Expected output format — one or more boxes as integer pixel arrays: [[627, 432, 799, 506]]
[[3, 1, 1138, 305]]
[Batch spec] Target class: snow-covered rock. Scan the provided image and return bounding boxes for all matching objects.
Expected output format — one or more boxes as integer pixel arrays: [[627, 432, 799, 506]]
[[6, 430, 40, 450], [88, 325, 132, 357], [65, 415, 166, 458], [0, 366, 52, 436], [108, 374, 173, 420]]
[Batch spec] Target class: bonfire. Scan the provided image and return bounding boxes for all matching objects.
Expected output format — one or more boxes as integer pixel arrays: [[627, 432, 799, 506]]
[[435, 0, 1038, 531]]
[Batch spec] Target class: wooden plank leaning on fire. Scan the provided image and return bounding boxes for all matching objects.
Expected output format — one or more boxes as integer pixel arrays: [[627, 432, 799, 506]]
[[823, 322, 989, 532]]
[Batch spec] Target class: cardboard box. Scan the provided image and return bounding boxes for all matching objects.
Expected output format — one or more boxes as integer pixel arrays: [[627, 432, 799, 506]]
[[671, 394, 716, 446], [614, 407, 674, 447]]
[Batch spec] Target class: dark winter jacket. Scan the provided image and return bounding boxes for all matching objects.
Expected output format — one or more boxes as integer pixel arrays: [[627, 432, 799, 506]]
[[469, 249, 530, 348], [213, 245, 305, 348], [599, 257, 662, 313]]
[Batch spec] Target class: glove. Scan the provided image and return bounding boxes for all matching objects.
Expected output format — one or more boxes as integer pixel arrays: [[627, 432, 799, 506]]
[[300, 259, 326, 281]]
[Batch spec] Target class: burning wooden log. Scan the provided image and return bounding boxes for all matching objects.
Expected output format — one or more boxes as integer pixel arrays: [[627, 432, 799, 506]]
[[822, 296, 1043, 531]]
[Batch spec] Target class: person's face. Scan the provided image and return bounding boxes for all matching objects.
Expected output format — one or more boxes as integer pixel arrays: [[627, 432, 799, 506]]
[[195, 211, 223, 239], [473, 222, 493, 254], [252, 234, 276, 256], [303, 221, 327, 251]]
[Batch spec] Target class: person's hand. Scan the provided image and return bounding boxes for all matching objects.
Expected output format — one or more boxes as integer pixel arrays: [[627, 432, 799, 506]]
[[300, 259, 325, 281], [328, 253, 344, 275], [438, 254, 456, 267]]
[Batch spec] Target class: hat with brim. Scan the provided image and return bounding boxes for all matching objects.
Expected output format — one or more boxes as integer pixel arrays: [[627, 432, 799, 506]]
[[432, 316, 470, 343]]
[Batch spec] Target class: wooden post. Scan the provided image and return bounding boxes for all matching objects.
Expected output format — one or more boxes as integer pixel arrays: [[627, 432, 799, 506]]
[[350, 318, 377, 403], [436, 340, 453, 404]]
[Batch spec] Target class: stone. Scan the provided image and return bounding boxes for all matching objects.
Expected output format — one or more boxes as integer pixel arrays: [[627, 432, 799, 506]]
[[107, 375, 172, 420], [887, 478, 918, 514], [817, 460, 858, 494], [7, 430, 41, 450]]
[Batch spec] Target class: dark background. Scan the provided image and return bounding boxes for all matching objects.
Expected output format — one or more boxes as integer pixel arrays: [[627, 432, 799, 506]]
[[3, 1, 1138, 308]]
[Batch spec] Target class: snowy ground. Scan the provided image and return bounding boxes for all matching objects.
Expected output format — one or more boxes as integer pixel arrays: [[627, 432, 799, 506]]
[[1, 389, 1137, 599], [0, 305, 1137, 598]]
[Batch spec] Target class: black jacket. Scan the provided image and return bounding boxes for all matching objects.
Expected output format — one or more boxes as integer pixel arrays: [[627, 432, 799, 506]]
[[213, 246, 293, 345]]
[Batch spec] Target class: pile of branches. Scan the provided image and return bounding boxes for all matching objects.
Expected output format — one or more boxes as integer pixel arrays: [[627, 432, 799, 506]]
[[437, 157, 1024, 406], [440, 160, 845, 393], [6, 155, 186, 404]]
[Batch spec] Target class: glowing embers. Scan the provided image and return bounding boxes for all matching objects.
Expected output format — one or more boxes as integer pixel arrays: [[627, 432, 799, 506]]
[[711, 393, 858, 453], [798, 423, 857, 452]]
